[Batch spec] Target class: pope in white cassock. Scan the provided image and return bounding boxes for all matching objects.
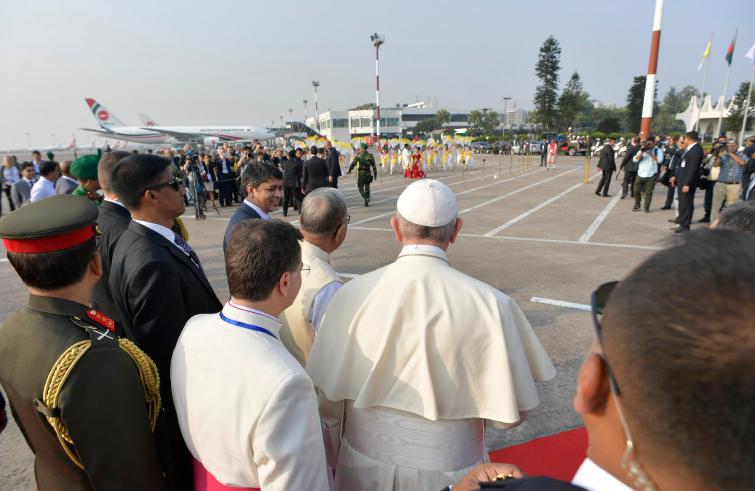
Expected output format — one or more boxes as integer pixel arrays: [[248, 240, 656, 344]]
[[306, 179, 556, 491]]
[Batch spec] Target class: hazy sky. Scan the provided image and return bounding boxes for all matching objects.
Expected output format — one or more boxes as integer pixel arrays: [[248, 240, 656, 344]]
[[1, 0, 753, 150]]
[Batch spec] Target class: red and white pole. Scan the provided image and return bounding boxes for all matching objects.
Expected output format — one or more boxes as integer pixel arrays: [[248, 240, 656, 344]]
[[640, 0, 664, 138]]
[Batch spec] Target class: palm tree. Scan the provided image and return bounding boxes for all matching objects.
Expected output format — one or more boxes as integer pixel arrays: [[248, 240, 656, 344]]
[[468, 110, 483, 130], [435, 109, 451, 128]]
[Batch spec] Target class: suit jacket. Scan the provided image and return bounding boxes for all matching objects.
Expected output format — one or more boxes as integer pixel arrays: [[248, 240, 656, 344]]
[[596, 144, 616, 172], [676, 143, 705, 189], [109, 221, 221, 490], [92, 201, 132, 326], [223, 203, 262, 254], [55, 176, 79, 195], [327, 148, 341, 179], [620, 144, 640, 172], [282, 157, 303, 187], [442, 477, 586, 490], [302, 156, 328, 194], [10, 179, 33, 208]]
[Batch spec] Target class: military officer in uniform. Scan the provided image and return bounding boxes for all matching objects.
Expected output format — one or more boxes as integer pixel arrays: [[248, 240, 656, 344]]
[[70, 154, 102, 205], [348, 143, 378, 206], [0, 195, 164, 490]]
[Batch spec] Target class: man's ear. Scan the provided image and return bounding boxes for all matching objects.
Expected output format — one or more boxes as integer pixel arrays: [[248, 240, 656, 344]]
[[449, 218, 463, 244], [574, 351, 612, 417], [278, 271, 290, 296], [89, 252, 103, 279], [390, 215, 402, 242]]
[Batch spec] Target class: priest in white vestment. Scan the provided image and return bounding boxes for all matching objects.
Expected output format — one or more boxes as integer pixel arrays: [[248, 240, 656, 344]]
[[280, 188, 348, 366], [306, 179, 556, 491], [172, 220, 329, 491]]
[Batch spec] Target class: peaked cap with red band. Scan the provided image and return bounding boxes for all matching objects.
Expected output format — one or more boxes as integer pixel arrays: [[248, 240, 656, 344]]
[[0, 195, 99, 254]]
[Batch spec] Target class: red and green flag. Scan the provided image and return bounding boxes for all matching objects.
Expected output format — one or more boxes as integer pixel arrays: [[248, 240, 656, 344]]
[[725, 33, 736, 66]]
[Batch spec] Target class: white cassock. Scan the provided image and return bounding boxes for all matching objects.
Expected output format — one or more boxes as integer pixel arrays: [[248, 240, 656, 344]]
[[171, 302, 329, 491], [306, 245, 556, 491]]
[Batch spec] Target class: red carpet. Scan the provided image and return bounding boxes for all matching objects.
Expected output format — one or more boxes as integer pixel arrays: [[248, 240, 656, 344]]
[[489, 427, 588, 481]]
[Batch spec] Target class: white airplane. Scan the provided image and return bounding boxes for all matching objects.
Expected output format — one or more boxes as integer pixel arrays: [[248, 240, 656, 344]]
[[80, 98, 275, 145]]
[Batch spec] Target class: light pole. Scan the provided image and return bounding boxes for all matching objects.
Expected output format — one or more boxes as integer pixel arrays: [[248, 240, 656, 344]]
[[288, 108, 293, 122], [303, 99, 308, 123], [312, 81, 320, 132], [502, 97, 511, 135], [370, 33, 385, 147]]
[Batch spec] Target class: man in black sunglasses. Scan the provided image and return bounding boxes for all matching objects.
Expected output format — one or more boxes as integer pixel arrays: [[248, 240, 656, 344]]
[[449, 229, 755, 491], [108, 154, 222, 490]]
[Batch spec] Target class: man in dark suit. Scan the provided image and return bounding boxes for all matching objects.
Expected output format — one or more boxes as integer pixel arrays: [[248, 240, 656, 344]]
[[223, 161, 282, 254], [282, 149, 303, 216], [214, 148, 235, 206], [109, 153, 222, 490], [325, 140, 341, 188], [671, 131, 704, 233], [91, 151, 132, 325], [448, 230, 755, 491], [594, 137, 616, 197], [55, 160, 79, 195], [618, 137, 640, 199], [302, 145, 329, 195]]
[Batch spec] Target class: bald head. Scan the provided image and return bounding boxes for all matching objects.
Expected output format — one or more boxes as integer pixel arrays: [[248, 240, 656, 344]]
[[59, 160, 72, 177], [98, 151, 131, 196], [300, 188, 347, 236]]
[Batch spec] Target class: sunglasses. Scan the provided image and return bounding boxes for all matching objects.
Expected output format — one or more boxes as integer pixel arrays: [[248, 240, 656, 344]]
[[146, 178, 182, 192], [591, 281, 620, 394]]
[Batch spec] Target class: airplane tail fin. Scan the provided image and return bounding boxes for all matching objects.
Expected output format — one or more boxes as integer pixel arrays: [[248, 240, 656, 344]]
[[138, 113, 159, 127], [85, 98, 127, 130], [287, 121, 321, 137]]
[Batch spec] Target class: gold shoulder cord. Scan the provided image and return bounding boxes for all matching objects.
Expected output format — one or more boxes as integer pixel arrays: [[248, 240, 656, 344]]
[[41, 338, 161, 469]]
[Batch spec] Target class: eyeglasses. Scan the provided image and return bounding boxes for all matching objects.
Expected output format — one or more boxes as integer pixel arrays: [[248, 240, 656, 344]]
[[344, 214, 351, 225], [590, 281, 620, 394], [298, 264, 311, 278], [146, 178, 182, 192], [590, 280, 658, 491]]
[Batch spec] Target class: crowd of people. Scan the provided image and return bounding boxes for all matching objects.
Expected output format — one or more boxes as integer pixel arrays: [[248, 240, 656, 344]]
[[0, 139, 753, 491], [593, 131, 755, 233]]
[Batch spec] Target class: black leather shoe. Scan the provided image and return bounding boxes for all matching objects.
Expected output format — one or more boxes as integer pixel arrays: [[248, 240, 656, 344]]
[[660, 206, 671, 210], [668, 218, 679, 223], [632, 206, 640, 211], [698, 217, 710, 223], [675, 228, 689, 233]]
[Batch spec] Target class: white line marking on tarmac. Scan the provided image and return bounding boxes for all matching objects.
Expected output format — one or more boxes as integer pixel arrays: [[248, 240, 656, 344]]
[[579, 194, 622, 243], [483, 173, 599, 237], [530, 297, 591, 312], [0, 258, 8, 263], [351, 168, 543, 226], [337, 272, 360, 278], [458, 168, 577, 215], [347, 227, 663, 250]]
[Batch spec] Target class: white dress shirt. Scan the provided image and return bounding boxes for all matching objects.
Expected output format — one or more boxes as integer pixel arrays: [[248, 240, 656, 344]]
[[132, 219, 187, 255], [30, 176, 56, 202], [103, 198, 127, 208], [2, 166, 20, 185], [244, 200, 271, 220], [572, 458, 631, 491], [171, 301, 329, 490], [308, 281, 342, 332], [632, 147, 662, 178]]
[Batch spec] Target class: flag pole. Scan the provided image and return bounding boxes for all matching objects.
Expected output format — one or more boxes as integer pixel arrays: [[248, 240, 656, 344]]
[[640, 0, 664, 138], [716, 28, 737, 138], [695, 33, 712, 133], [740, 63, 754, 144]]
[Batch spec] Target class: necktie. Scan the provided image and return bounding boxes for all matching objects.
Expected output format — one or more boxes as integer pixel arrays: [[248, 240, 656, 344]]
[[174, 233, 202, 269]]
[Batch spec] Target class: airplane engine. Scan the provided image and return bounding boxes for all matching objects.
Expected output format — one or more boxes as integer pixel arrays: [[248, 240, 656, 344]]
[[203, 137, 219, 147]]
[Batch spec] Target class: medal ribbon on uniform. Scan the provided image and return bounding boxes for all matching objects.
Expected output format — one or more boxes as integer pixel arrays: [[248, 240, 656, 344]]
[[219, 312, 277, 339]]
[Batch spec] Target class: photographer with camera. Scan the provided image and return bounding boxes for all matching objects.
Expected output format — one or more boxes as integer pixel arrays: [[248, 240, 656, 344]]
[[710, 140, 746, 222], [697, 136, 727, 223], [183, 152, 207, 220], [631, 138, 663, 212], [660, 135, 682, 211]]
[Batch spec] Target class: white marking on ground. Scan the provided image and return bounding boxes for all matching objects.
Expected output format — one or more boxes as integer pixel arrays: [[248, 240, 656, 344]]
[[458, 169, 577, 215], [579, 194, 622, 243], [347, 227, 663, 250], [530, 297, 591, 312]]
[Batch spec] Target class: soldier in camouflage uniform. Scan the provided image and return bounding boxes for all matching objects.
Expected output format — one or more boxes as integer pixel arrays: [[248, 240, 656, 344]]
[[348, 143, 378, 207]]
